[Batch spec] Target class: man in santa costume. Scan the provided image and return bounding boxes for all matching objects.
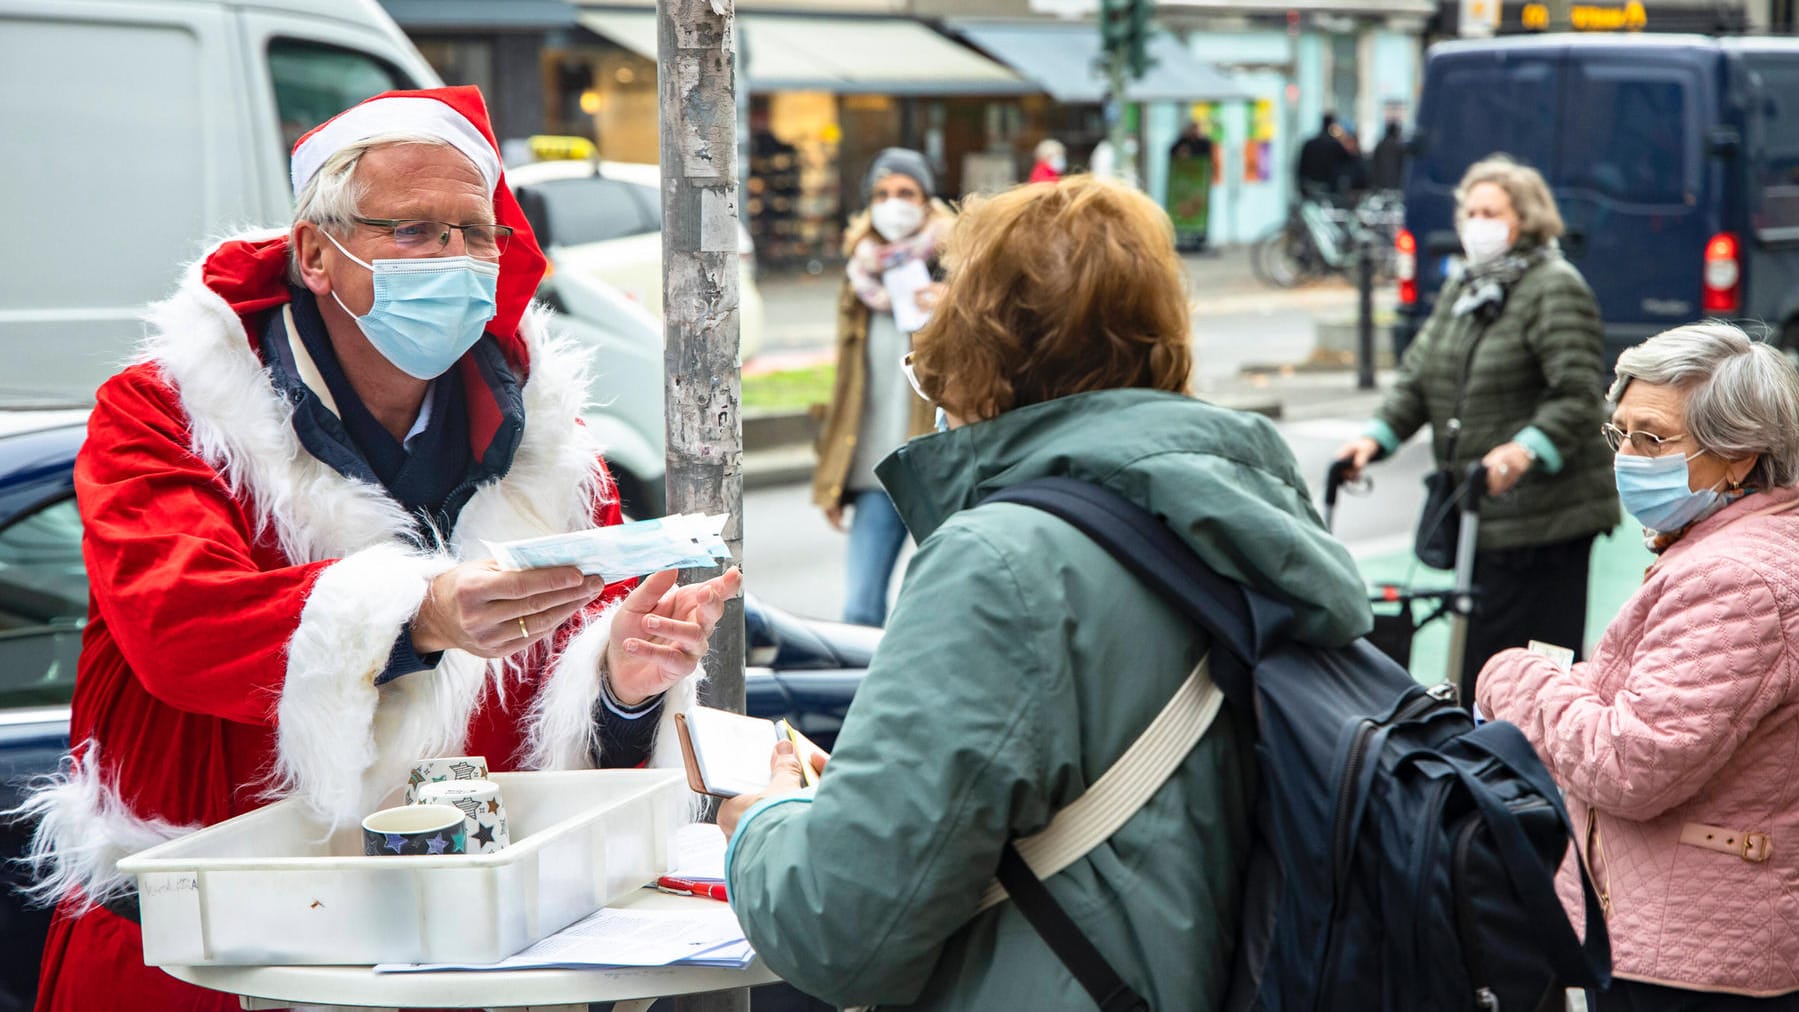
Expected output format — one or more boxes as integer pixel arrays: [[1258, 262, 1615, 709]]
[[17, 86, 740, 1010]]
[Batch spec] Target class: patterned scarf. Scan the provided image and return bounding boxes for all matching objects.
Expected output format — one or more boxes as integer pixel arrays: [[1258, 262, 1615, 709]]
[[1450, 243, 1553, 322], [847, 214, 951, 313]]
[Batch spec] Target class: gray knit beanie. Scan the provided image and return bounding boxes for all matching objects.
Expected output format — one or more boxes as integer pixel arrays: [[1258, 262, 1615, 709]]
[[862, 147, 934, 199]]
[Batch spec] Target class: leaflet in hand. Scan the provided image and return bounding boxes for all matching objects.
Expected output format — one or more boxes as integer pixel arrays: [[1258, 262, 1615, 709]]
[[485, 513, 731, 580]]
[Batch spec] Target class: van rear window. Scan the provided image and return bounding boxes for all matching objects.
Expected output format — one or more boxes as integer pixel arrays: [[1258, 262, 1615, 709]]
[[1557, 66, 1695, 206], [1745, 57, 1799, 239], [1419, 60, 1559, 186]]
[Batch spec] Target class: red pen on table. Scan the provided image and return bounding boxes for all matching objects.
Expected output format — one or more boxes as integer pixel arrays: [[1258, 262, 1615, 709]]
[[657, 875, 728, 902]]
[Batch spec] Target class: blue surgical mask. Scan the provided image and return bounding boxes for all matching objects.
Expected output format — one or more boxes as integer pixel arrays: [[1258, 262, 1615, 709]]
[[1614, 449, 1725, 532], [325, 231, 499, 380], [934, 407, 950, 433]]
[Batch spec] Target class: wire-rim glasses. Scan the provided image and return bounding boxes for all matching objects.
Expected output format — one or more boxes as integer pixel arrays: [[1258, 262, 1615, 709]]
[[353, 216, 513, 257], [1601, 422, 1689, 456]]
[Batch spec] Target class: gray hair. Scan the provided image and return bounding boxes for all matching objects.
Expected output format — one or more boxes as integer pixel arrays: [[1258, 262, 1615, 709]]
[[1609, 321, 1799, 488], [288, 133, 481, 283], [1455, 155, 1564, 245]]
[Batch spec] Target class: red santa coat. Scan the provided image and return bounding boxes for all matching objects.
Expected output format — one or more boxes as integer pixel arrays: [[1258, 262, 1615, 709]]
[[23, 230, 698, 1011]]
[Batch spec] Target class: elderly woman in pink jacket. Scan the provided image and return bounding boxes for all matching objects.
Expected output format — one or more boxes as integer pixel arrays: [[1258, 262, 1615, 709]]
[[1478, 321, 1799, 1009]]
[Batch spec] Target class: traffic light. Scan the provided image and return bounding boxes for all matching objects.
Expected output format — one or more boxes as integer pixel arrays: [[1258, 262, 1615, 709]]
[[1099, 0, 1154, 80], [1128, 0, 1153, 76]]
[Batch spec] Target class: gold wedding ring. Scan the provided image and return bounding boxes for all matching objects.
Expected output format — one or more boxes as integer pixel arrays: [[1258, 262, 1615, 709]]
[[517, 616, 530, 639]]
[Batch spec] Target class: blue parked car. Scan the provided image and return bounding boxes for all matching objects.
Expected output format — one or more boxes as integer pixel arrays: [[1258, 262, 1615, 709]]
[[0, 404, 872, 1011], [1395, 35, 1799, 363]]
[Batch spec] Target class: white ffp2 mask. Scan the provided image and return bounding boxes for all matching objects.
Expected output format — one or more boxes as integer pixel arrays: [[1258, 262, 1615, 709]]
[[1458, 218, 1513, 265]]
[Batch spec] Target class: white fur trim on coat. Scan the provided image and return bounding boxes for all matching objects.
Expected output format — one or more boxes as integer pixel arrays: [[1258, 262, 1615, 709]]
[[11, 748, 192, 912], [274, 544, 468, 826], [522, 601, 703, 771]]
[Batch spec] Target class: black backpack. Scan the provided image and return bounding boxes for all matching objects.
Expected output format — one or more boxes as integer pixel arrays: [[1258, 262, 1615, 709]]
[[984, 477, 1611, 1012]]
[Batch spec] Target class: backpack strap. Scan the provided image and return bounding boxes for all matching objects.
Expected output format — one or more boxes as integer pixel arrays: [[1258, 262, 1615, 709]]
[[1458, 722, 1614, 988], [975, 654, 1223, 913], [996, 844, 1149, 1012]]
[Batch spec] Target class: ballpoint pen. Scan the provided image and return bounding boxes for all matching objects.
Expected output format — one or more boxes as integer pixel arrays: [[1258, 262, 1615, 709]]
[[656, 875, 729, 902]]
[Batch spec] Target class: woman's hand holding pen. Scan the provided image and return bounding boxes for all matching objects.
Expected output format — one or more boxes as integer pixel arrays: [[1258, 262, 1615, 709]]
[[718, 741, 828, 840]]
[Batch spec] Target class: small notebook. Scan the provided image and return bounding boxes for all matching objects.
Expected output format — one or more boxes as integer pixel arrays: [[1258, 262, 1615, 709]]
[[673, 706, 827, 799]]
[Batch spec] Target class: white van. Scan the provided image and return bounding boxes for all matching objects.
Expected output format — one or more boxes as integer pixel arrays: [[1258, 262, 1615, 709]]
[[0, 0, 669, 513], [1, 0, 439, 398]]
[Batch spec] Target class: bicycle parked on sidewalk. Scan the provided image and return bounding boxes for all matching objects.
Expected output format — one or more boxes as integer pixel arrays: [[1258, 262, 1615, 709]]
[[1253, 189, 1405, 289]]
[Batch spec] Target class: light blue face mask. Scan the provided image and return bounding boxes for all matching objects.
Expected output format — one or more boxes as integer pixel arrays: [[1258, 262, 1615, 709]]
[[325, 231, 499, 380], [934, 407, 950, 434], [1614, 449, 1725, 532]]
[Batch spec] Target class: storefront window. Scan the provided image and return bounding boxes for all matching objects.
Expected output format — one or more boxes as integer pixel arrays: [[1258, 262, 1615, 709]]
[[539, 44, 659, 165], [751, 92, 842, 269]]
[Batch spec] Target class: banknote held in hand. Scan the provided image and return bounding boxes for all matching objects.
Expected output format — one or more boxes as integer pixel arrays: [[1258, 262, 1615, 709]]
[[674, 706, 829, 799]]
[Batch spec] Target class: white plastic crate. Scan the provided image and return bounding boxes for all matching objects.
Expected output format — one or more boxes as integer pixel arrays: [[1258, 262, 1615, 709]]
[[116, 768, 688, 967]]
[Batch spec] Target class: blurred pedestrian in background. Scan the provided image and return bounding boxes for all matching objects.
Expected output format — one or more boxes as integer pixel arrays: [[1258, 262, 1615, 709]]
[[722, 176, 1371, 1010], [1170, 119, 1214, 163], [1370, 119, 1408, 192], [812, 148, 953, 627], [1479, 322, 1799, 1010], [1335, 155, 1617, 704], [1028, 138, 1066, 184], [1296, 112, 1356, 202]]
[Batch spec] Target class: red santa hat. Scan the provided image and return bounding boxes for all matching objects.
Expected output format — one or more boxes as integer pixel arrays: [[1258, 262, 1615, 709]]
[[286, 85, 547, 353]]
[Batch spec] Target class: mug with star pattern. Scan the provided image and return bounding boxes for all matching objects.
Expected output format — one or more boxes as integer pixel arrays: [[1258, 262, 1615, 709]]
[[416, 779, 509, 854], [361, 804, 468, 857]]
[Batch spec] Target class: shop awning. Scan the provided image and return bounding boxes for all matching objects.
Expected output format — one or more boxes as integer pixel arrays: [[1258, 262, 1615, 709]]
[[946, 21, 1248, 103], [575, 11, 1033, 96], [380, 0, 577, 30]]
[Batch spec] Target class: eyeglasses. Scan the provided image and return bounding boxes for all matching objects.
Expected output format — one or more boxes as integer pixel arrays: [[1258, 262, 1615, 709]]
[[1601, 422, 1690, 456], [902, 352, 929, 402], [354, 216, 513, 257]]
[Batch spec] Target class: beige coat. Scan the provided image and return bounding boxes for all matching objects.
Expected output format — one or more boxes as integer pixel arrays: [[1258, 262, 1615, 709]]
[[810, 207, 950, 510]]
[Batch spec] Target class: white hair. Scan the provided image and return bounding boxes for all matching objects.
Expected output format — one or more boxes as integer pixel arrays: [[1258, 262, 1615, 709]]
[[1610, 321, 1799, 488], [1035, 138, 1066, 162], [288, 133, 484, 283]]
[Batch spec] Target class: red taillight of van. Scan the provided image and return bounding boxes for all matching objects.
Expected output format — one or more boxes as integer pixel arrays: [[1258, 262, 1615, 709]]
[[1702, 232, 1741, 314], [1396, 228, 1418, 305]]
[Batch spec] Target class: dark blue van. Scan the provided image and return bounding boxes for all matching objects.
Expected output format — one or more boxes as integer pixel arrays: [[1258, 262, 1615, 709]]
[[1396, 35, 1799, 362]]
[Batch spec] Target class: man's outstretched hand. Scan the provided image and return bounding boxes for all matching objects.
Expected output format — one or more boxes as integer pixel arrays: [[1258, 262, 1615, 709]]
[[606, 567, 744, 706]]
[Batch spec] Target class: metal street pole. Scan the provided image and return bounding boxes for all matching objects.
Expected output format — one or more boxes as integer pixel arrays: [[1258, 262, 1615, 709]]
[[656, 4, 748, 1003], [660, 0, 747, 1003], [1355, 234, 1376, 390]]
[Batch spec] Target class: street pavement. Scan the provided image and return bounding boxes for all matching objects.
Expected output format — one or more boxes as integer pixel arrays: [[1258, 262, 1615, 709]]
[[744, 248, 1642, 690]]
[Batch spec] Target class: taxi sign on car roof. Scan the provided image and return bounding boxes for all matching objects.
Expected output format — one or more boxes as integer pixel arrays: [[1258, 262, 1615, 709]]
[[528, 135, 597, 162]]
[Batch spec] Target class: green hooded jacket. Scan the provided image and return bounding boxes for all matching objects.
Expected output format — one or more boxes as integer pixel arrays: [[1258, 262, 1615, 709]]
[[725, 389, 1371, 1010]]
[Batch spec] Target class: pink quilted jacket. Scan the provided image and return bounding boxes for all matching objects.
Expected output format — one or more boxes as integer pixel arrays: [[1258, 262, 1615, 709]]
[[1478, 485, 1799, 996]]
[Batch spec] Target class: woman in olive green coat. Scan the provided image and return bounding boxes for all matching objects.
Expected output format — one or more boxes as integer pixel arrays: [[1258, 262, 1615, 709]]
[[1337, 155, 1618, 702], [721, 177, 1372, 1010]]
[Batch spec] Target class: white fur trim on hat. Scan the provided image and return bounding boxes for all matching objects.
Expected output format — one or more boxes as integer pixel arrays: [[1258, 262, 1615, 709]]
[[291, 96, 501, 196]]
